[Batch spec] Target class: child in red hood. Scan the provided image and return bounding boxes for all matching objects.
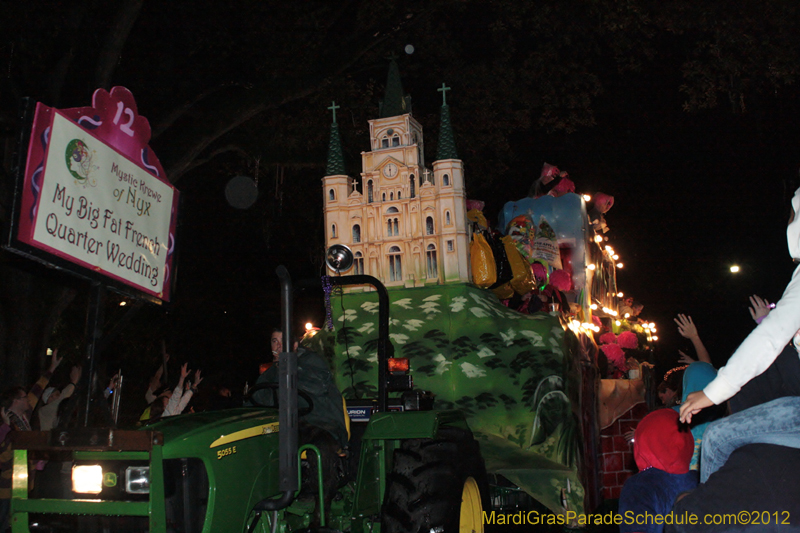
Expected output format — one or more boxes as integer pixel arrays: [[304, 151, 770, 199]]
[[619, 409, 698, 533]]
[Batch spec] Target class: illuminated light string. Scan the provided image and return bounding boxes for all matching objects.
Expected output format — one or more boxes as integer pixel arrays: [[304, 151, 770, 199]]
[[586, 231, 659, 338]]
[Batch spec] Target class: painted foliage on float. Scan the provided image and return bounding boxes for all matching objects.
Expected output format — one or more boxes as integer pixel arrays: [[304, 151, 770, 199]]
[[330, 283, 585, 515]]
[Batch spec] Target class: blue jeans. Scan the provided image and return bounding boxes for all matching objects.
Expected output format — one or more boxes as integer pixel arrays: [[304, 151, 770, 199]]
[[700, 396, 800, 482]]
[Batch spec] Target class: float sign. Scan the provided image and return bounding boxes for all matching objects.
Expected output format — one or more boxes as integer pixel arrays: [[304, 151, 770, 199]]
[[15, 87, 179, 301]]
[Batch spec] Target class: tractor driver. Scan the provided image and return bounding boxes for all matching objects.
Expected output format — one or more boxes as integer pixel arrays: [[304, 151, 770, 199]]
[[252, 329, 348, 519], [252, 328, 348, 451]]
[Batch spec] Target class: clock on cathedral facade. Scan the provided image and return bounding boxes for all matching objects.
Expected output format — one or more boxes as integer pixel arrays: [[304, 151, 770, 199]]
[[322, 63, 469, 288]]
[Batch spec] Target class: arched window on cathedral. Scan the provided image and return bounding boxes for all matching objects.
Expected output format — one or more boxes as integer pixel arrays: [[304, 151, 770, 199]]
[[352, 224, 361, 243], [410, 175, 416, 198], [426, 216, 434, 235], [387, 207, 399, 213], [393, 218, 399, 235], [445, 211, 451, 225], [331, 224, 337, 239], [392, 134, 400, 147], [426, 244, 438, 279], [354, 252, 364, 275], [368, 181, 374, 203], [329, 189, 335, 201], [443, 173, 450, 186], [390, 192, 394, 201], [389, 246, 402, 282], [386, 219, 393, 236], [381, 136, 389, 148], [382, 193, 386, 202]]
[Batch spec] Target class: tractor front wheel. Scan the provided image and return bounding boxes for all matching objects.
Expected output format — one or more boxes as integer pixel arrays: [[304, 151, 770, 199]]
[[381, 427, 489, 533]]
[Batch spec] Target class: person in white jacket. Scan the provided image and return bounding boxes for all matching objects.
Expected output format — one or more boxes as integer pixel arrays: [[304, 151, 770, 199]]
[[147, 363, 202, 422], [680, 186, 800, 482]]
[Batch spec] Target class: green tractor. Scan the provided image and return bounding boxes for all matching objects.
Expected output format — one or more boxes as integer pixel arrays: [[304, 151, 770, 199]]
[[9, 266, 490, 533]]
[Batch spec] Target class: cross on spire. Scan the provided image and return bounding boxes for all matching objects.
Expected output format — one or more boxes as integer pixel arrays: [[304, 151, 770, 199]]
[[328, 101, 340, 123], [437, 83, 451, 106]]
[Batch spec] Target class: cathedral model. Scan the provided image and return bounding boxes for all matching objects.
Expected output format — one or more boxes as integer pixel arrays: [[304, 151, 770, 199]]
[[322, 61, 469, 288]]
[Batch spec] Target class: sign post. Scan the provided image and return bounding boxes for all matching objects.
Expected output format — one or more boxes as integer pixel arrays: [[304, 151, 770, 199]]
[[5, 87, 179, 425]]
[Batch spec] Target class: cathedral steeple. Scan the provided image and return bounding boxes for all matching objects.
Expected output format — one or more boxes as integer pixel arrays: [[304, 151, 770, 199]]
[[325, 101, 346, 175], [379, 57, 411, 118], [435, 83, 458, 160]]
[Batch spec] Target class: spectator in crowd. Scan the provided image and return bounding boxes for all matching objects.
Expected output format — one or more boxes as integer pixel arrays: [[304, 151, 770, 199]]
[[680, 185, 800, 482], [37, 365, 82, 431], [3, 349, 63, 431], [674, 315, 712, 366], [145, 363, 202, 423], [657, 366, 685, 408], [619, 409, 697, 533], [0, 348, 63, 530], [672, 362, 724, 471]]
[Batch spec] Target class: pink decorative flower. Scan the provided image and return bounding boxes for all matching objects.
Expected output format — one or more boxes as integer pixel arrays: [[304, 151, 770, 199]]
[[593, 192, 615, 213], [617, 330, 639, 349], [599, 332, 617, 345], [550, 177, 575, 197], [466, 199, 485, 211], [600, 343, 626, 368], [549, 269, 572, 291], [591, 315, 602, 327], [541, 162, 560, 181]]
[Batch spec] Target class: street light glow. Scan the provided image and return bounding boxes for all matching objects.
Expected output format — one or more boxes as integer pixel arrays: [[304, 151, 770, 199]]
[[730, 265, 740, 273]]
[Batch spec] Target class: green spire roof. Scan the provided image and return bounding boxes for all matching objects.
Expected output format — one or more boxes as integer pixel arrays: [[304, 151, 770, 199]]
[[379, 57, 410, 118], [325, 101, 346, 175], [436, 84, 458, 160]]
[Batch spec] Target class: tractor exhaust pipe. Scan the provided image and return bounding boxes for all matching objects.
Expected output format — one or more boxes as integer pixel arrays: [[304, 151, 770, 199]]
[[253, 265, 298, 511]]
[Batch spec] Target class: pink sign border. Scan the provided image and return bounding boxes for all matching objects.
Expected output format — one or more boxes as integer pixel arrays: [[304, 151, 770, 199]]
[[17, 87, 179, 302]]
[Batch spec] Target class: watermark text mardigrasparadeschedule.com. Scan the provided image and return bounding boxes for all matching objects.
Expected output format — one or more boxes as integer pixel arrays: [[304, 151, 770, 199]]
[[483, 510, 792, 527]]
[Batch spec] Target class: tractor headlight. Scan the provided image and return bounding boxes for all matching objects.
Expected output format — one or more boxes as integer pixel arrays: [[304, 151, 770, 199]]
[[72, 465, 103, 494], [125, 466, 150, 494]]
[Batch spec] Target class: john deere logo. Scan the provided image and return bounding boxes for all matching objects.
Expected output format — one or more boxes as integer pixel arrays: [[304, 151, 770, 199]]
[[103, 472, 117, 487], [64, 139, 98, 186]]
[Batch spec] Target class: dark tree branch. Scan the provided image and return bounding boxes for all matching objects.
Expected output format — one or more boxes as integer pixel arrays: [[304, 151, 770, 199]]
[[94, 0, 145, 90], [151, 82, 248, 139]]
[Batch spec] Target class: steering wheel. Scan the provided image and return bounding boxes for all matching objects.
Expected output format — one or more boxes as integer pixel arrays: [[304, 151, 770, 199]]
[[245, 382, 314, 417]]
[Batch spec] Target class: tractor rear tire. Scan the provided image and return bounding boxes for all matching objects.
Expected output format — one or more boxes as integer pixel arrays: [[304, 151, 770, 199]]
[[381, 426, 489, 533]]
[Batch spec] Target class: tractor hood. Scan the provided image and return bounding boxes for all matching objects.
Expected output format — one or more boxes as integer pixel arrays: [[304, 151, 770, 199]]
[[145, 407, 279, 457]]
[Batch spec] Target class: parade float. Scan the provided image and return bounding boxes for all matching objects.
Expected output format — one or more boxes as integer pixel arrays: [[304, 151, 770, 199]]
[[322, 60, 655, 519]]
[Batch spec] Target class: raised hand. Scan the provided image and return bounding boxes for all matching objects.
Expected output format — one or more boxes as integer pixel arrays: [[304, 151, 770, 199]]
[[107, 372, 119, 391], [70, 366, 83, 386], [674, 314, 699, 339], [677, 349, 696, 365], [748, 295, 771, 323], [48, 348, 63, 372]]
